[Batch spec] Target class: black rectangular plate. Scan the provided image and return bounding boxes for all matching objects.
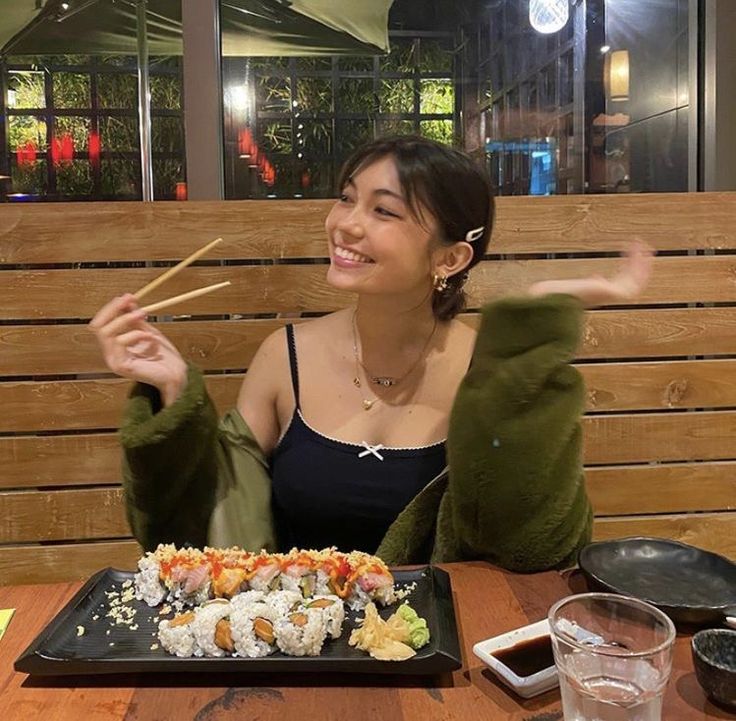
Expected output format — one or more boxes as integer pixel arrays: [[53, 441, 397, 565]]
[[15, 566, 462, 676]]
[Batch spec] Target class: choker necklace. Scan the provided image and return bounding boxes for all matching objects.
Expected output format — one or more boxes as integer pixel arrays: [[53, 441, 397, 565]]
[[351, 310, 437, 410]]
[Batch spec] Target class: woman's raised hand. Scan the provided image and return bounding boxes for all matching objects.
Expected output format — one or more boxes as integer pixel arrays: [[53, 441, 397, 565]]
[[527, 241, 654, 307], [88, 294, 188, 406]]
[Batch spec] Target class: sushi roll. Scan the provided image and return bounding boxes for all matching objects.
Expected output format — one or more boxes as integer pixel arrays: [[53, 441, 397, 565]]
[[230, 602, 280, 658], [190, 599, 233, 657], [344, 552, 396, 610], [168, 561, 211, 606], [314, 549, 351, 597], [303, 595, 345, 640], [206, 546, 252, 598], [210, 566, 247, 598], [229, 589, 266, 612], [263, 589, 303, 617], [274, 607, 329, 657], [158, 611, 199, 658], [247, 553, 282, 592], [279, 550, 318, 597], [135, 552, 167, 607]]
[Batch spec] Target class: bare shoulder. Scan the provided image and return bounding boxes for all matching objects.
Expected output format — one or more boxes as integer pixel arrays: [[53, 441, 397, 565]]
[[249, 324, 289, 372], [290, 309, 350, 342], [446, 317, 478, 359], [236, 325, 288, 403], [450, 317, 478, 343], [244, 312, 348, 391]]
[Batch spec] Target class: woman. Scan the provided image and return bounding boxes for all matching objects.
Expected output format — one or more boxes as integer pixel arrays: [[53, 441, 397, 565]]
[[90, 135, 651, 570]]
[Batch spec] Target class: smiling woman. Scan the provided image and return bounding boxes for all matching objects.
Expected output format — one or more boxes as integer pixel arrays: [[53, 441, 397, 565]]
[[328, 137, 492, 320], [89, 134, 650, 569]]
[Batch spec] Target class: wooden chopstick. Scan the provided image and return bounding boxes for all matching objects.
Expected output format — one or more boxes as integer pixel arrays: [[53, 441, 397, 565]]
[[133, 237, 223, 300], [139, 281, 231, 314]]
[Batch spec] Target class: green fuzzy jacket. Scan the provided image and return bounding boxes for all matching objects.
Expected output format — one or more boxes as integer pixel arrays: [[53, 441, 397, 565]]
[[121, 294, 593, 571]]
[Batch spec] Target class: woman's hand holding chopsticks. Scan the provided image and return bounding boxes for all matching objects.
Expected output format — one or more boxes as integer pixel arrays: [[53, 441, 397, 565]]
[[89, 294, 189, 407], [88, 238, 230, 406]]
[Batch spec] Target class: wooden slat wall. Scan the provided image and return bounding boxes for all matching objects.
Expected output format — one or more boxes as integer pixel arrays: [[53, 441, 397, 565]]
[[2, 193, 736, 585]]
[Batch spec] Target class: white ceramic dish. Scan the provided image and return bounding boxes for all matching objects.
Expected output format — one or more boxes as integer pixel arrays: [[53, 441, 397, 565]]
[[472, 619, 559, 698]]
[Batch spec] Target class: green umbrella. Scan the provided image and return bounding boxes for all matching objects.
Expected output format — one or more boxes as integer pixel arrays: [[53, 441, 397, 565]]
[[1, 0, 392, 57]]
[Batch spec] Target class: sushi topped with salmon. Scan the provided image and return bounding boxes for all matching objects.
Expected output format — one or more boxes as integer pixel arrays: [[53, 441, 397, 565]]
[[134, 544, 397, 611]]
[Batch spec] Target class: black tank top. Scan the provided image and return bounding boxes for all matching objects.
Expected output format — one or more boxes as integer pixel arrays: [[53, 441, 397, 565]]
[[270, 324, 447, 554]]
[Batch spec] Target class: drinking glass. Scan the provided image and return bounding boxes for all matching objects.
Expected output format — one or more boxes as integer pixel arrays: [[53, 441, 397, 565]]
[[548, 593, 676, 721]]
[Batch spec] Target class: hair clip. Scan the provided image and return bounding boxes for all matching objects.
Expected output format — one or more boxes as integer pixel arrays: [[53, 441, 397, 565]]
[[465, 226, 485, 243]]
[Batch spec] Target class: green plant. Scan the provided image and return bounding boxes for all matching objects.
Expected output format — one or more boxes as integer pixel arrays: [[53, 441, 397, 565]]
[[100, 116, 139, 152], [152, 117, 183, 155], [295, 77, 332, 113], [258, 76, 291, 112], [8, 70, 45, 109], [101, 158, 139, 196], [56, 160, 93, 195], [295, 56, 332, 72], [55, 115, 91, 150], [420, 119, 454, 145], [419, 79, 453, 114], [339, 56, 375, 73], [299, 121, 332, 155], [261, 122, 292, 153], [8, 116, 47, 153], [150, 75, 181, 110], [418, 40, 453, 74], [53, 73, 90, 109], [379, 79, 414, 113], [381, 38, 418, 73], [339, 78, 375, 113], [97, 73, 138, 108], [11, 160, 47, 194]]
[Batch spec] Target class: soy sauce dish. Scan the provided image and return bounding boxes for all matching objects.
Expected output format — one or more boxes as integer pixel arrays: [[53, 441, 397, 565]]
[[473, 619, 558, 698]]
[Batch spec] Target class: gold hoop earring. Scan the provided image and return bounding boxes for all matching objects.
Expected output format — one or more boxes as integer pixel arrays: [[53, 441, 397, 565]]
[[432, 273, 448, 292]]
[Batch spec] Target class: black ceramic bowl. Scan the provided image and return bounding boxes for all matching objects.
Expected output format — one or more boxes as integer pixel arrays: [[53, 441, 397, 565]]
[[692, 629, 736, 709]]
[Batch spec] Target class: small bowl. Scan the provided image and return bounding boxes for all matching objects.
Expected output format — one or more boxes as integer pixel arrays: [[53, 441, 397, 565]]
[[473, 619, 558, 698], [692, 628, 736, 709]]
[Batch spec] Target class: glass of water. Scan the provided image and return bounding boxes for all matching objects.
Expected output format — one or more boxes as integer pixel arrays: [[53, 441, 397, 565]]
[[548, 593, 676, 721]]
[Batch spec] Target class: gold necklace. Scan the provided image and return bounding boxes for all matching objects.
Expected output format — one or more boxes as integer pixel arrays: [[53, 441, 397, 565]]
[[351, 310, 437, 411]]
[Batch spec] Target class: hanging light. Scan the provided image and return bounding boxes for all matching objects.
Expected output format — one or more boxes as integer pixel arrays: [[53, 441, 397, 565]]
[[529, 0, 569, 34], [606, 50, 630, 102], [229, 85, 249, 112], [50, 136, 63, 167], [61, 134, 75, 164], [88, 131, 101, 168]]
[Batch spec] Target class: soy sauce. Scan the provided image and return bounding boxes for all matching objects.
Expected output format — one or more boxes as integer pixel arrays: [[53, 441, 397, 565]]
[[492, 635, 555, 677]]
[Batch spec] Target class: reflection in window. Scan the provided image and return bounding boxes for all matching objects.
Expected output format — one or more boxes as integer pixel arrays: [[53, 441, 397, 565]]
[[223, 29, 457, 199], [477, 0, 690, 195], [1, 56, 185, 201]]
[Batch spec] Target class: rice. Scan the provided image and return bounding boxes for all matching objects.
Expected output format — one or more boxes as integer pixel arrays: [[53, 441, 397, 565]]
[[134, 555, 166, 607], [274, 608, 328, 657], [190, 600, 232, 657], [229, 589, 266, 612], [230, 603, 280, 658], [315, 569, 333, 595], [158, 616, 199, 658], [304, 595, 345, 639], [264, 590, 303, 617], [346, 584, 371, 612], [371, 585, 396, 606]]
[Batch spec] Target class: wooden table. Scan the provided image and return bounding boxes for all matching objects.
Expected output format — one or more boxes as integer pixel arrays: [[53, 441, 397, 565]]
[[0, 562, 730, 721]]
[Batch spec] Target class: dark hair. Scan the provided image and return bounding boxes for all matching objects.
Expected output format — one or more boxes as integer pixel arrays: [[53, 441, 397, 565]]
[[337, 135, 494, 320]]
